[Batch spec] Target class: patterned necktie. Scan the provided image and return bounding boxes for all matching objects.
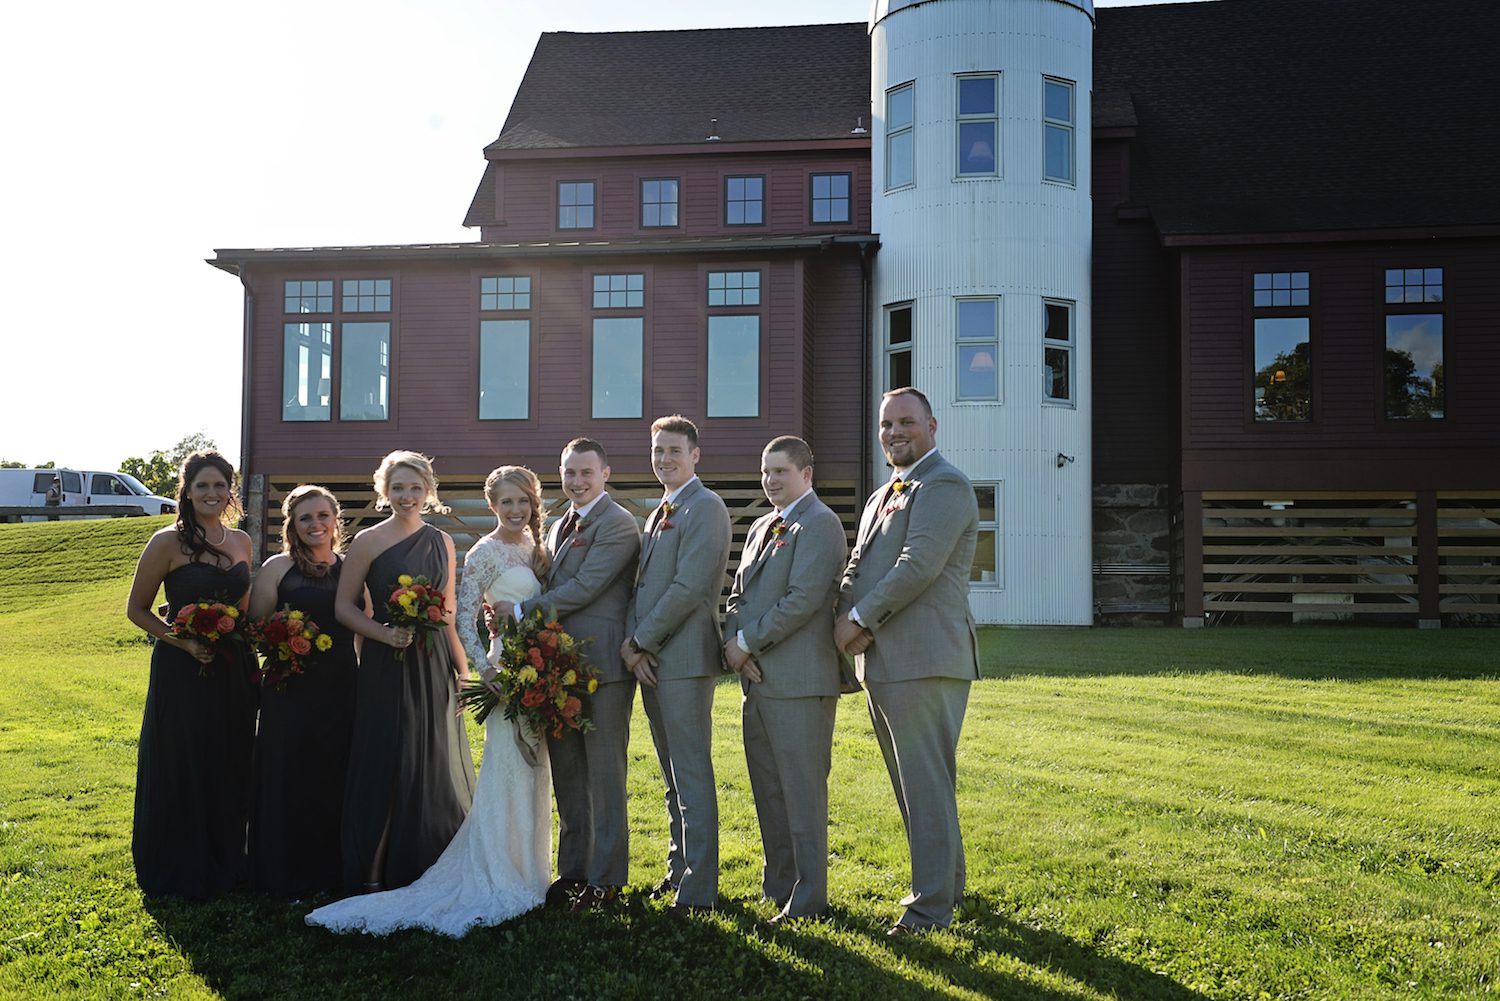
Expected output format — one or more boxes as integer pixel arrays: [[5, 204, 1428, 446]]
[[555, 509, 579, 548], [647, 500, 669, 535]]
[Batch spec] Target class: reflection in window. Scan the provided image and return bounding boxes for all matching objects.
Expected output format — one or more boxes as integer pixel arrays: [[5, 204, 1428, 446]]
[[707, 316, 759, 417], [1253, 317, 1311, 421], [481, 276, 531, 311], [340, 322, 390, 421], [725, 176, 764, 225], [642, 179, 679, 228], [593, 273, 644, 309], [1385, 314, 1444, 420], [282, 322, 331, 421], [1385, 267, 1443, 304], [956, 75, 998, 176], [1253, 271, 1310, 307], [342, 278, 391, 313], [559, 181, 595, 229], [886, 303, 912, 390], [1044, 300, 1074, 405], [707, 271, 760, 306], [811, 173, 851, 223], [956, 298, 999, 400], [1043, 77, 1074, 183], [886, 82, 915, 190], [971, 482, 1001, 587], [284, 280, 332, 314], [479, 319, 529, 419], [592, 318, 643, 418]]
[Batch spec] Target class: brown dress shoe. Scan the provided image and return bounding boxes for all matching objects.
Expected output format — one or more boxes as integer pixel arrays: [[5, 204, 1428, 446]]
[[647, 877, 679, 900], [545, 877, 585, 908], [569, 884, 619, 914], [887, 922, 919, 938]]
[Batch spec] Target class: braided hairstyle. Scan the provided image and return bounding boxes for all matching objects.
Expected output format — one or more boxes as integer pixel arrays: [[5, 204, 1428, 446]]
[[483, 465, 552, 583]]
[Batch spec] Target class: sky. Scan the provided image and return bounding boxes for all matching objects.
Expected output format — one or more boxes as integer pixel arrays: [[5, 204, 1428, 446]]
[[0, 0, 1205, 471]]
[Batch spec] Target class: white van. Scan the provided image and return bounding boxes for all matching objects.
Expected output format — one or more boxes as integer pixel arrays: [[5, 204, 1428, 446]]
[[0, 468, 177, 517]]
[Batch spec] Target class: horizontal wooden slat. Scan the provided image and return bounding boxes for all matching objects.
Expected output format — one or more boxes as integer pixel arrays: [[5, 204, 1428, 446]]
[[1439, 546, 1500, 556], [1203, 526, 1413, 537], [1201, 508, 1417, 520], [1203, 563, 1414, 575], [1204, 601, 1418, 613], [1437, 491, 1500, 500], [1204, 582, 1418, 594], [1438, 584, 1500, 594], [1436, 528, 1500, 538], [1436, 508, 1500, 518], [1205, 545, 1419, 556], [1438, 565, 1500, 576], [1203, 491, 1415, 500], [1437, 601, 1500, 612]]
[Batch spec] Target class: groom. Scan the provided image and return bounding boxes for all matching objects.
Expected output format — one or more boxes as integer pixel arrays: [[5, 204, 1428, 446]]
[[516, 438, 641, 912], [834, 387, 979, 935]]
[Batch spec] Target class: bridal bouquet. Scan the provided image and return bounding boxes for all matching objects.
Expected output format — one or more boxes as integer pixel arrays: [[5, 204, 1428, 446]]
[[459, 607, 598, 738], [385, 573, 447, 661], [167, 601, 246, 674], [246, 606, 334, 689]]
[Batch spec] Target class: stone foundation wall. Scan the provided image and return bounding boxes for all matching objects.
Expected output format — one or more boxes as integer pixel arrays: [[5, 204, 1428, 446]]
[[1093, 483, 1172, 623]]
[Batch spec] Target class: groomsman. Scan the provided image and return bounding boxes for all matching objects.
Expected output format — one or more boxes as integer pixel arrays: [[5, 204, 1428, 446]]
[[723, 436, 846, 923], [516, 438, 640, 912], [622, 415, 731, 912], [834, 387, 979, 936]]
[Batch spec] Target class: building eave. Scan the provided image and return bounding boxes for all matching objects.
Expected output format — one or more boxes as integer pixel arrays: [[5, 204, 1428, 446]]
[[484, 136, 872, 162]]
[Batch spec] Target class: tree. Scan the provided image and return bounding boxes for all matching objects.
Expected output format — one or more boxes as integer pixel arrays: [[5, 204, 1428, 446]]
[[0, 459, 54, 468], [119, 432, 222, 497], [1384, 348, 1442, 420], [1253, 341, 1312, 422]]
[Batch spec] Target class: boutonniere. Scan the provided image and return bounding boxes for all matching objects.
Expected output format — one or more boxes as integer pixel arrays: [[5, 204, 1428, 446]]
[[883, 480, 913, 516], [658, 500, 677, 531], [891, 478, 911, 494], [769, 519, 788, 551]]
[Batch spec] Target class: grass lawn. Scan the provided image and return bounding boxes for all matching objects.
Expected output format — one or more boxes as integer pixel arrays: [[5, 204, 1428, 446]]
[[0, 517, 1496, 1000]]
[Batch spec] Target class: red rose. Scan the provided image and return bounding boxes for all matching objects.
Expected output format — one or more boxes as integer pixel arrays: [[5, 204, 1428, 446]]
[[264, 620, 289, 643], [412, 584, 428, 597], [192, 607, 219, 633], [425, 604, 443, 622], [563, 696, 581, 718], [528, 648, 544, 669], [289, 635, 312, 655], [521, 688, 545, 707]]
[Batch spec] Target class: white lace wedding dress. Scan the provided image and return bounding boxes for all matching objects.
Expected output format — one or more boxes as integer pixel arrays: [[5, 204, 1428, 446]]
[[305, 535, 552, 937]]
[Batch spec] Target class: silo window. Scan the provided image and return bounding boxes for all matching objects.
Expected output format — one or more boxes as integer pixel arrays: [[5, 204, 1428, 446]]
[[1043, 77, 1075, 185], [956, 74, 999, 177], [885, 302, 913, 390], [1043, 299, 1075, 405], [886, 83, 915, 190]]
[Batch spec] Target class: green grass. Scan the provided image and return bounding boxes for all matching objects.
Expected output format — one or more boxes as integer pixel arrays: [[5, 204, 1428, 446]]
[[1, 517, 1497, 1000]]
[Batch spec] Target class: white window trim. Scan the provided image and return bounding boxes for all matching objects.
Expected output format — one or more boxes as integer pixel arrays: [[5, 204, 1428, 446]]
[[1042, 76, 1076, 186], [1042, 298, 1076, 407], [955, 73, 1000, 179], [970, 480, 1003, 590], [884, 301, 914, 392], [885, 82, 916, 192], [954, 296, 1001, 402]]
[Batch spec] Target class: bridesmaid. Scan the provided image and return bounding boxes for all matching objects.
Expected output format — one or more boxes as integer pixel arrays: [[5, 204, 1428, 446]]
[[125, 450, 257, 898], [247, 485, 363, 898], [336, 451, 475, 893]]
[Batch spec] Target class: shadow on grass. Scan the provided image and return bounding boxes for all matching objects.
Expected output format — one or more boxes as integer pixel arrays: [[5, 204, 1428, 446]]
[[144, 889, 1209, 1001]]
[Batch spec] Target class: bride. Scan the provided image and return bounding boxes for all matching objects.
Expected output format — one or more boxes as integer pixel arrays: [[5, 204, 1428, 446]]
[[306, 466, 554, 936]]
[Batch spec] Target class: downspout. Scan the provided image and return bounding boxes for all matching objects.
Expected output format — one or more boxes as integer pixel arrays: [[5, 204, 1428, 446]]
[[858, 240, 875, 501], [236, 269, 255, 549]]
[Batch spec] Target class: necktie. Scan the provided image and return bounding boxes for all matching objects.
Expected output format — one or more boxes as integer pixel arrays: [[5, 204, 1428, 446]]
[[555, 509, 579, 548], [748, 516, 783, 565], [647, 501, 669, 535]]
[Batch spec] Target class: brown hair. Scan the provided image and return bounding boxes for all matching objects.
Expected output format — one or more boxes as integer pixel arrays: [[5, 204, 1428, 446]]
[[174, 450, 242, 567], [764, 435, 814, 470], [650, 414, 699, 447], [881, 386, 933, 418], [562, 437, 609, 466], [483, 465, 552, 582], [280, 484, 346, 577], [373, 450, 451, 515]]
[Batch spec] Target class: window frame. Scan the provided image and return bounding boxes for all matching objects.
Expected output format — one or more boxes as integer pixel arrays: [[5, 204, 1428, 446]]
[[341, 277, 392, 313], [723, 174, 766, 227], [969, 480, 1003, 590], [955, 73, 1000, 178], [1042, 298, 1076, 407], [281, 320, 334, 422], [1042, 76, 1076, 186], [884, 301, 914, 392], [477, 318, 532, 421], [954, 296, 1001, 402], [706, 270, 762, 308], [1381, 265, 1446, 423], [557, 179, 597, 231], [479, 274, 533, 312], [590, 316, 645, 419], [886, 81, 916, 191], [809, 171, 852, 224], [705, 314, 761, 418], [338, 320, 392, 422], [640, 177, 680, 230], [1247, 270, 1315, 426]]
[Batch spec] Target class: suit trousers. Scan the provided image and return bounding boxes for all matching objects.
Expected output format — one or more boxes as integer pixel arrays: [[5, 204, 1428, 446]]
[[742, 688, 836, 917], [865, 676, 970, 928], [549, 676, 635, 887], [640, 675, 719, 906]]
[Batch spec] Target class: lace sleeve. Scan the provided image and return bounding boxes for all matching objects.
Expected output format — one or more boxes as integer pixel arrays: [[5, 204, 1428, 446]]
[[457, 539, 495, 672]]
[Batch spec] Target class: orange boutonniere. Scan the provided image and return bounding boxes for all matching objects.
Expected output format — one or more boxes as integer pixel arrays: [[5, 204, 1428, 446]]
[[658, 500, 678, 531], [770, 519, 788, 551]]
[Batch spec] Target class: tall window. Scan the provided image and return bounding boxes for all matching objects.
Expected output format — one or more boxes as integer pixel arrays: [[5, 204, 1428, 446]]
[[480, 276, 530, 311], [885, 303, 913, 390], [956, 74, 998, 176], [342, 278, 391, 313], [971, 482, 1001, 588], [707, 316, 760, 417], [707, 271, 760, 307], [340, 322, 390, 421], [284, 280, 332, 314], [810, 173, 851, 223], [1252, 271, 1312, 422], [1043, 299, 1075, 405], [956, 298, 999, 400], [592, 318, 643, 418], [592, 273, 644, 309], [1384, 267, 1444, 420], [479, 320, 529, 420], [886, 82, 915, 190], [641, 178, 679, 228], [725, 175, 764, 226], [558, 181, 595, 229], [1043, 77, 1075, 184], [282, 322, 332, 421]]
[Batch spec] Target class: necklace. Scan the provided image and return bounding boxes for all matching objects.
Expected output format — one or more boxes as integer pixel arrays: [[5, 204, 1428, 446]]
[[205, 522, 228, 547]]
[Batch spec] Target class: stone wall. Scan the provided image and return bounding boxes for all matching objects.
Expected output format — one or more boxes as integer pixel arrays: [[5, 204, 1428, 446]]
[[1093, 483, 1172, 624]]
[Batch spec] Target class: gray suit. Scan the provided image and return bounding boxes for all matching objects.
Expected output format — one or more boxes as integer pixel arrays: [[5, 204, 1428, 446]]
[[837, 450, 979, 928], [627, 477, 731, 907], [520, 492, 640, 888], [724, 491, 846, 918]]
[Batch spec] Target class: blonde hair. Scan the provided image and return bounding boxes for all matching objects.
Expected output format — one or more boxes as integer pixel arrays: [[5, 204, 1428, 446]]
[[373, 450, 450, 515], [280, 484, 346, 577], [484, 465, 551, 582]]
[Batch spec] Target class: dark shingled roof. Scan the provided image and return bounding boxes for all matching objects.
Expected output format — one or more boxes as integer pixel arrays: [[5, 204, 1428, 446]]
[[489, 22, 871, 150], [1095, 0, 1500, 236]]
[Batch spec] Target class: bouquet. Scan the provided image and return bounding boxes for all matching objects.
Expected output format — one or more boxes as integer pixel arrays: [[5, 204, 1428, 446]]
[[385, 573, 448, 661], [167, 601, 246, 674], [246, 606, 334, 689], [459, 607, 598, 739]]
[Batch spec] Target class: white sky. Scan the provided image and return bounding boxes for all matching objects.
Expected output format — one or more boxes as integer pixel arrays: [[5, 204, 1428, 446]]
[[0, 0, 1202, 471]]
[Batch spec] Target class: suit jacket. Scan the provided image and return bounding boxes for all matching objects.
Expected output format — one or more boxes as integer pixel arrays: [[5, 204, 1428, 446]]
[[724, 492, 846, 700], [836, 451, 980, 683], [520, 493, 640, 685], [627, 478, 731, 680]]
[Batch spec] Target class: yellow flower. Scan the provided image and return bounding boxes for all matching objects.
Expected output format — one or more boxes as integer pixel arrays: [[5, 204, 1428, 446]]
[[518, 666, 538, 684], [315, 634, 333, 652], [226, 606, 240, 618], [398, 594, 415, 608], [398, 574, 414, 586], [562, 670, 576, 687], [302, 630, 314, 640], [288, 610, 304, 621], [587, 677, 599, 694], [554, 693, 568, 709]]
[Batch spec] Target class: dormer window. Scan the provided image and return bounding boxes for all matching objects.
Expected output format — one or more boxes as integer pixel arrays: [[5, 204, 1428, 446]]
[[559, 181, 596, 230]]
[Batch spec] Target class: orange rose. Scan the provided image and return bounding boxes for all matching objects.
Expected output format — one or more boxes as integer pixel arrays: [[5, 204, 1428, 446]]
[[216, 616, 236, 634], [425, 604, 443, 622], [289, 635, 312, 655]]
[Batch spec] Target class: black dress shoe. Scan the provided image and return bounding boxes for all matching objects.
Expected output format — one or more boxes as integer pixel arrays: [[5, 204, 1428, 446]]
[[670, 901, 715, 916], [887, 922, 919, 938], [769, 909, 827, 926], [569, 884, 619, 914], [647, 877, 679, 900], [545, 877, 585, 908]]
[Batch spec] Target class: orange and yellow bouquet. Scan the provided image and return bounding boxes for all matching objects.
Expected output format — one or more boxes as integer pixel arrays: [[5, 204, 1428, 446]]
[[246, 606, 334, 689], [385, 573, 447, 661], [167, 601, 246, 674], [459, 606, 598, 738]]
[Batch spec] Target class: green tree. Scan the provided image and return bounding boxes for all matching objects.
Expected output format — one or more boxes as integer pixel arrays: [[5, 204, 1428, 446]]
[[1253, 341, 1312, 421], [119, 432, 222, 497], [0, 459, 54, 468], [1384, 348, 1441, 420]]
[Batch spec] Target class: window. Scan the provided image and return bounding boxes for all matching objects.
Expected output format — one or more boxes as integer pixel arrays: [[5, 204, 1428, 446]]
[[593, 273, 644, 309], [956, 298, 1000, 400], [1043, 300, 1074, 405], [811, 173, 851, 223], [1385, 267, 1444, 420], [480, 276, 531, 311], [282, 322, 332, 421], [1043, 77, 1075, 184], [1253, 318, 1311, 422], [725, 175, 764, 226], [956, 74, 998, 176], [707, 316, 760, 417], [91, 473, 132, 496], [340, 322, 390, 421], [284, 280, 332, 314], [707, 271, 760, 307], [886, 82, 915, 190], [885, 303, 913, 390], [1253, 271, 1310, 307], [641, 179, 679, 228], [592, 318, 643, 418], [971, 482, 1001, 587], [478, 320, 529, 420], [558, 181, 595, 229], [342, 278, 391, 313]]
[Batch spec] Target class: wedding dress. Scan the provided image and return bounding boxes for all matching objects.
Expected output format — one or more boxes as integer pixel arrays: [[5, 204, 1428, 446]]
[[305, 535, 551, 936]]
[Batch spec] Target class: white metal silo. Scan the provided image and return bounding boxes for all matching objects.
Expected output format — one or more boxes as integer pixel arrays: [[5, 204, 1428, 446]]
[[869, 0, 1095, 625]]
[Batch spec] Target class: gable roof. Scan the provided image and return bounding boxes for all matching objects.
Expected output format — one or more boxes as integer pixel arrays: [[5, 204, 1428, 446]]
[[489, 22, 871, 151], [1095, 0, 1500, 237]]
